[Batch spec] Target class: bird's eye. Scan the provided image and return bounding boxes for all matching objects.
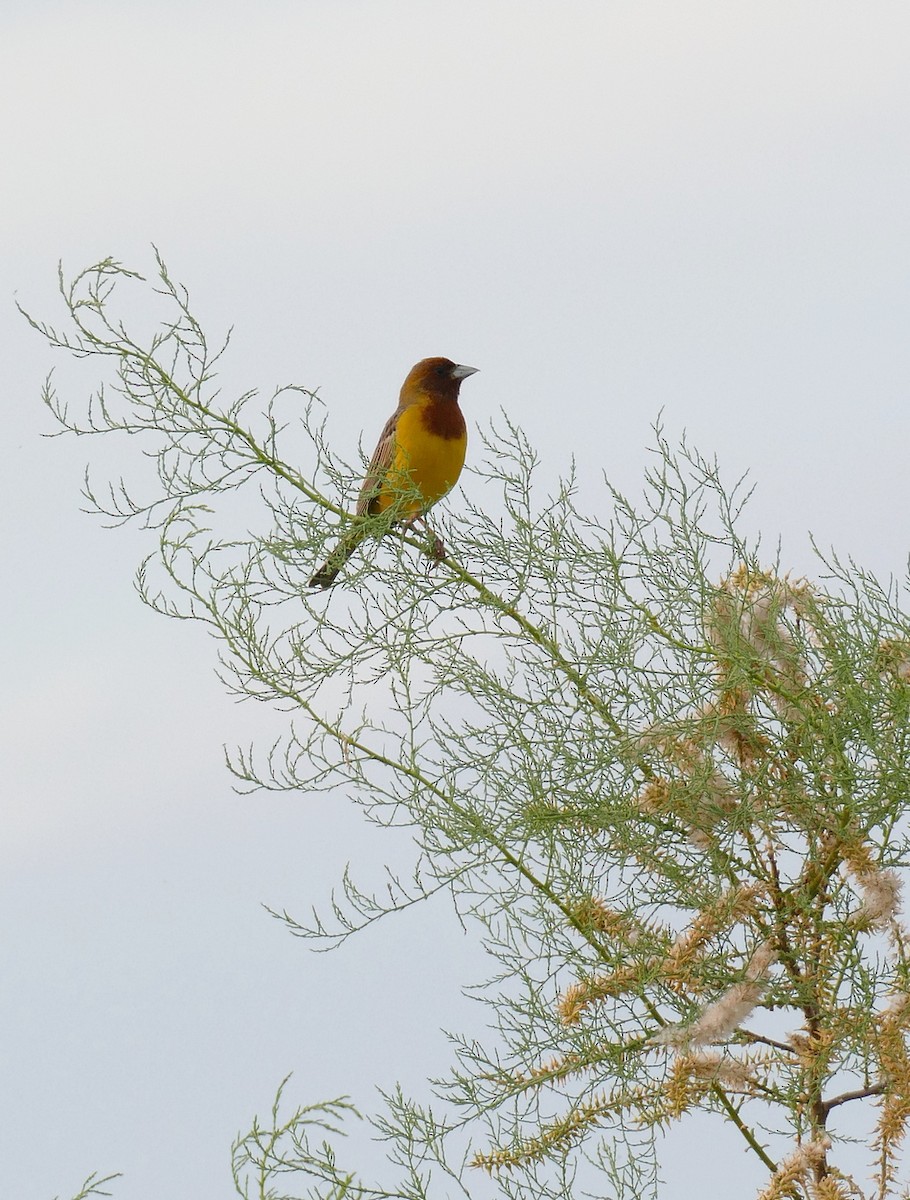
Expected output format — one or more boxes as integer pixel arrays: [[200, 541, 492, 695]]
[[436, 365, 447, 376]]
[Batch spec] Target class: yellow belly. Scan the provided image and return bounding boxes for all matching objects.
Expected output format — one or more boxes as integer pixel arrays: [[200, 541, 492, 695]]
[[376, 402, 467, 518]]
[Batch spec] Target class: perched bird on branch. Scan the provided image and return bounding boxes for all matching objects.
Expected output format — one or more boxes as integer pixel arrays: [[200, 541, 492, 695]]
[[308, 356, 478, 588]]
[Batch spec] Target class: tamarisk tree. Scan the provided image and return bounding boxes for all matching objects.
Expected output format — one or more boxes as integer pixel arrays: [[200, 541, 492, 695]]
[[26, 254, 910, 1200]]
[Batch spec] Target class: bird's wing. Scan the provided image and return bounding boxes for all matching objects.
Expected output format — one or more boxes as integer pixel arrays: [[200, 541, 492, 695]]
[[356, 408, 400, 515]]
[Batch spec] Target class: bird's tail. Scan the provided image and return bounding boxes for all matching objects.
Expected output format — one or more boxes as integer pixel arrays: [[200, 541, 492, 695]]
[[308, 531, 362, 589]]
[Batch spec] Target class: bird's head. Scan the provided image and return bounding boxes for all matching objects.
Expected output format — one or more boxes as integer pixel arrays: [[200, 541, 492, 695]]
[[401, 357, 479, 404]]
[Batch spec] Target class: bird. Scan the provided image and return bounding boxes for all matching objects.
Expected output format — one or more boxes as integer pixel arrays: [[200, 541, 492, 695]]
[[308, 356, 478, 588]]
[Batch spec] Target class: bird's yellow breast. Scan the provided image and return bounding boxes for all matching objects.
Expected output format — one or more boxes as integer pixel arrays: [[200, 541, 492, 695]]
[[377, 398, 467, 517]]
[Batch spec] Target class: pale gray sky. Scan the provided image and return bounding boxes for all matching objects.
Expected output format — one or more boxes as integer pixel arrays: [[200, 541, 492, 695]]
[[4, 3, 910, 1197]]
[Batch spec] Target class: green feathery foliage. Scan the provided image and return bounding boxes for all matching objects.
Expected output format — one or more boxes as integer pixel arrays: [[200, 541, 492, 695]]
[[27, 253, 910, 1200]]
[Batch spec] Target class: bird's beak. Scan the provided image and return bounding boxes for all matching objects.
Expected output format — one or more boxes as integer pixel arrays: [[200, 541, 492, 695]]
[[451, 364, 479, 380]]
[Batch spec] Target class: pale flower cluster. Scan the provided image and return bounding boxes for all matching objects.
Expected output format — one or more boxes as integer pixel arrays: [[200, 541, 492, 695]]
[[651, 941, 777, 1048], [707, 566, 811, 724], [853, 868, 903, 931]]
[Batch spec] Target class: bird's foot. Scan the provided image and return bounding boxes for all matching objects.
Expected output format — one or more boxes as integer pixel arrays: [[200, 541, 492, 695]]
[[406, 515, 446, 564]]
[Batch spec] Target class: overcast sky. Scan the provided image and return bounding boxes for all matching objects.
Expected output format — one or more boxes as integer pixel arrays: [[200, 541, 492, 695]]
[[3, 4, 910, 1198]]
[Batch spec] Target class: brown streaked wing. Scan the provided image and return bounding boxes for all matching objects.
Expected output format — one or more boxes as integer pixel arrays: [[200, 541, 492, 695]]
[[356, 408, 400, 516]]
